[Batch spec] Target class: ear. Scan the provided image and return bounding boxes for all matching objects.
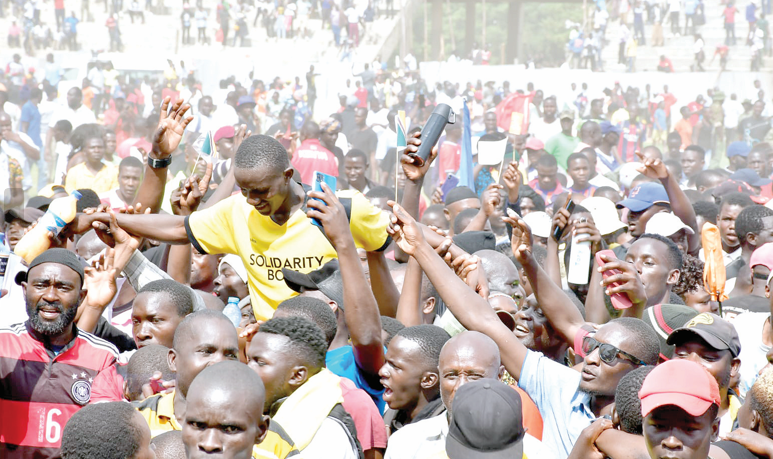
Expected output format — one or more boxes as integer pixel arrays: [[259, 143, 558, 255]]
[[168, 349, 178, 373], [667, 268, 680, 286], [288, 366, 309, 389], [751, 409, 763, 432], [123, 379, 131, 401], [421, 297, 436, 316], [611, 405, 621, 430], [731, 357, 742, 378], [497, 365, 505, 381], [78, 287, 88, 306], [283, 167, 294, 181], [766, 284, 770, 299], [420, 371, 439, 390], [254, 415, 270, 445], [329, 301, 339, 314], [711, 416, 720, 442], [747, 232, 759, 248], [444, 208, 451, 222]]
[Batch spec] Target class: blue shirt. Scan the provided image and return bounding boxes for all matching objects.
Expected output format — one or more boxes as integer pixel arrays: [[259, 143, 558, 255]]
[[20, 101, 42, 148], [518, 350, 594, 459], [326, 345, 386, 413]]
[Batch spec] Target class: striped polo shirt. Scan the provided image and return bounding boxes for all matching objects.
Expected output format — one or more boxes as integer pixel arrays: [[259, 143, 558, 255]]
[[0, 322, 124, 458]]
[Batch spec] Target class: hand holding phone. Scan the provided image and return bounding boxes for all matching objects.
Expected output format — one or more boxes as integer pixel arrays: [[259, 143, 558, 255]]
[[552, 198, 575, 241], [595, 249, 633, 309], [311, 171, 337, 228]]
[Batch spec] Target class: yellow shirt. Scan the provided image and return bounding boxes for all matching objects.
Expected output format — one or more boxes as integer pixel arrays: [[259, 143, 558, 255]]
[[186, 189, 389, 321], [64, 162, 119, 194], [133, 390, 300, 459]]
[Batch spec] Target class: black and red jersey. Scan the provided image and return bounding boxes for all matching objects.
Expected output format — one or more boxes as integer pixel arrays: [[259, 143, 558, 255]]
[[0, 322, 124, 458]]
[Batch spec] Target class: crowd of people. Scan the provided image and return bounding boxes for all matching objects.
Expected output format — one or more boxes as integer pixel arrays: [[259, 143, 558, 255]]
[[5, 53, 773, 459]]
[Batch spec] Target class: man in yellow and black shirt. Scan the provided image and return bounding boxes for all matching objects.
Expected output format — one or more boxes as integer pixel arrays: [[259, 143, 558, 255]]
[[76, 134, 389, 321], [133, 310, 298, 459]]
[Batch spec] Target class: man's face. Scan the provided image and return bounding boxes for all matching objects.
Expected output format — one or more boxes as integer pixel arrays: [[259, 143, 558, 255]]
[[668, 229, 690, 254], [526, 148, 543, 166], [644, 406, 717, 459], [672, 337, 735, 392], [718, 204, 744, 249], [625, 205, 666, 238], [568, 158, 590, 188], [355, 108, 367, 127], [625, 238, 677, 305], [320, 129, 339, 148], [560, 118, 573, 133], [543, 99, 557, 119], [85, 137, 106, 165], [199, 97, 214, 117], [131, 292, 184, 348], [730, 155, 748, 171], [603, 132, 620, 147], [579, 323, 643, 396], [246, 333, 297, 413], [23, 263, 85, 336], [104, 132, 117, 154], [519, 197, 537, 216], [118, 166, 142, 202], [754, 101, 765, 117], [345, 156, 368, 185], [759, 217, 773, 245], [236, 167, 290, 216], [170, 319, 240, 397], [590, 100, 603, 116], [191, 250, 219, 290], [5, 218, 30, 250], [536, 165, 558, 191], [67, 88, 81, 109], [379, 336, 430, 411], [445, 198, 481, 226], [216, 137, 235, 160], [514, 295, 561, 354], [183, 384, 266, 459], [280, 111, 292, 126], [748, 151, 768, 177], [213, 264, 248, 301], [484, 113, 498, 133], [681, 150, 704, 178], [438, 342, 499, 410], [0, 116, 13, 140]]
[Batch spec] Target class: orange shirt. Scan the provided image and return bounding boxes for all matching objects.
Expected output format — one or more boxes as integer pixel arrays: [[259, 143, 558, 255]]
[[510, 384, 544, 440], [674, 118, 693, 149], [82, 87, 95, 109]]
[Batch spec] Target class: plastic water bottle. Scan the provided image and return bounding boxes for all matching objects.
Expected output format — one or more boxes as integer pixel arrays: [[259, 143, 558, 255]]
[[0, 234, 9, 290], [567, 225, 592, 285], [14, 191, 82, 264], [224, 296, 242, 328]]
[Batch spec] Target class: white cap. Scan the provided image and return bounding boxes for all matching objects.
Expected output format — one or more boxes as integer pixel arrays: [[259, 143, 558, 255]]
[[582, 197, 626, 236], [522, 211, 551, 239], [644, 212, 695, 237], [219, 254, 249, 284], [619, 162, 643, 190]]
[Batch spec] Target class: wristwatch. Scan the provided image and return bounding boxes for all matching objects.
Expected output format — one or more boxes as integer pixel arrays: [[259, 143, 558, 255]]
[[147, 155, 173, 169]]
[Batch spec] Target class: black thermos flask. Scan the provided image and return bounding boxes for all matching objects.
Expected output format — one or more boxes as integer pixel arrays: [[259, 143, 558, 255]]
[[409, 103, 455, 167]]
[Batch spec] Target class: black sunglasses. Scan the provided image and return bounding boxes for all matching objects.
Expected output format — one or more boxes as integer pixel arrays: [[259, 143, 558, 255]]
[[582, 336, 648, 367]]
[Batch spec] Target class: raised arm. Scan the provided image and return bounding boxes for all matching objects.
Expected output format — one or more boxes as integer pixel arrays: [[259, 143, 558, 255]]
[[366, 251, 400, 318], [395, 131, 437, 262], [395, 256, 424, 327], [70, 211, 189, 244], [389, 203, 528, 381], [463, 184, 502, 232], [307, 183, 385, 378]]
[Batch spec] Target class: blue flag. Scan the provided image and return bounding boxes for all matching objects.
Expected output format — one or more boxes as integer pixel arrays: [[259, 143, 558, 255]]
[[457, 99, 475, 190]]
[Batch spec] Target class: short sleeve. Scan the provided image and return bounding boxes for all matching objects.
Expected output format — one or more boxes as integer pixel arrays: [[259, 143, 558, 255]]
[[185, 195, 239, 255], [20, 104, 32, 123], [90, 364, 124, 402], [517, 350, 580, 414], [8, 157, 23, 188], [343, 190, 390, 252]]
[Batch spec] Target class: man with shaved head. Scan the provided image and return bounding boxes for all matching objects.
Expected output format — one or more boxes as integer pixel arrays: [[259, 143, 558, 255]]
[[474, 249, 526, 307], [384, 331, 548, 458], [134, 310, 299, 457], [182, 361, 270, 459]]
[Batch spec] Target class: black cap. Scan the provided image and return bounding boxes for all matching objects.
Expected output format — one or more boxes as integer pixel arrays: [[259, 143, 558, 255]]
[[4, 207, 45, 225], [282, 259, 345, 310], [452, 231, 495, 254], [446, 379, 525, 459], [15, 248, 85, 285], [26, 196, 53, 211], [666, 312, 742, 357]]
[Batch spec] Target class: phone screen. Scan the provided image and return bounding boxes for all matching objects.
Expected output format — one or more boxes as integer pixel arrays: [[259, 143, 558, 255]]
[[311, 171, 337, 227]]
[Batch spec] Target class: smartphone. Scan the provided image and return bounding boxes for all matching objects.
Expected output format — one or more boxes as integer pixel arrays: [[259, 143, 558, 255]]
[[441, 175, 460, 201], [311, 171, 337, 228], [595, 249, 633, 310], [149, 378, 165, 394], [552, 199, 575, 241]]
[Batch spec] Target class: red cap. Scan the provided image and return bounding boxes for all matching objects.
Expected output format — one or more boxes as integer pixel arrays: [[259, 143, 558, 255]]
[[213, 126, 235, 143], [751, 242, 773, 270], [639, 359, 720, 418], [524, 137, 545, 151]]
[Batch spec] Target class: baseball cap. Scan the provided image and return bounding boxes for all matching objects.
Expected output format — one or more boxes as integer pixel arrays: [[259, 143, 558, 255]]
[[666, 312, 742, 357], [4, 207, 45, 225], [599, 121, 621, 135], [452, 231, 495, 254], [219, 254, 248, 284], [319, 118, 342, 134], [558, 109, 575, 121], [283, 259, 345, 310], [582, 197, 626, 236], [616, 182, 670, 213], [25, 195, 53, 211], [213, 126, 235, 143], [237, 95, 256, 109], [618, 162, 643, 190], [445, 379, 525, 459], [642, 304, 698, 359], [522, 211, 551, 238], [644, 212, 694, 237], [524, 137, 545, 151], [730, 168, 772, 187], [639, 359, 720, 418], [750, 242, 773, 270], [727, 141, 751, 158]]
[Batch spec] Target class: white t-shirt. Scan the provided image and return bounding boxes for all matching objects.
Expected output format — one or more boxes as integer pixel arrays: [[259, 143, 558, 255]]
[[49, 104, 97, 130], [0, 254, 29, 328], [302, 417, 358, 459], [345, 7, 359, 23], [1, 132, 39, 191], [529, 117, 561, 143], [732, 312, 770, 398]]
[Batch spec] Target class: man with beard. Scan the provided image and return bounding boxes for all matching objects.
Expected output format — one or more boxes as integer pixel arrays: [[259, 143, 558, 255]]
[[0, 249, 123, 458]]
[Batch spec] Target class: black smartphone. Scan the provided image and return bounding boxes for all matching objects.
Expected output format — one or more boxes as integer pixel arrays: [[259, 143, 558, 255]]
[[552, 199, 575, 241]]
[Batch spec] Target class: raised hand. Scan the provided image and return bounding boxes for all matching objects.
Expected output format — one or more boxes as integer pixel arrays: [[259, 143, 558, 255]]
[[232, 124, 251, 153], [481, 184, 504, 217], [431, 186, 444, 205], [502, 209, 533, 265], [140, 371, 176, 399], [597, 252, 648, 307], [401, 131, 438, 182], [153, 97, 193, 158], [386, 201, 427, 256], [635, 150, 669, 180], [573, 218, 603, 254], [171, 161, 213, 216], [502, 161, 522, 202], [82, 249, 120, 312], [306, 182, 353, 249]]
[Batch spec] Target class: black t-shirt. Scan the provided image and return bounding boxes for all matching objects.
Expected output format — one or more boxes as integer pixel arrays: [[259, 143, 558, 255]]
[[349, 127, 378, 154], [738, 116, 771, 141], [713, 440, 763, 459], [723, 294, 770, 315]]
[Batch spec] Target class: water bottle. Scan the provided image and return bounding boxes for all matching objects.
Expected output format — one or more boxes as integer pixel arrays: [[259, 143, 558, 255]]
[[14, 191, 82, 264], [567, 221, 592, 285], [224, 296, 242, 328], [0, 234, 9, 290], [409, 103, 455, 167]]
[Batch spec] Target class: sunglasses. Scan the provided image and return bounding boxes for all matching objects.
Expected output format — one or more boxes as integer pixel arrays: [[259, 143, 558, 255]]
[[582, 336, 648, 366]]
